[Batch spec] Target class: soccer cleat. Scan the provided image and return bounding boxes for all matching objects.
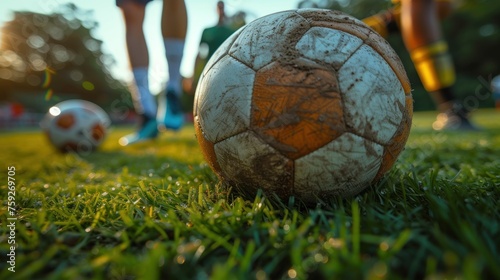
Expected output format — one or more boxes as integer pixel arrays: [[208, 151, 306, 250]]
[[432, 104, 480, 131], [119, 114, 158, 146], [157, 88, 184, 131]]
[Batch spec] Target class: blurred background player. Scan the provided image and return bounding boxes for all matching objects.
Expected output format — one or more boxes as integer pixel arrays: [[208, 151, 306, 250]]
[[190, 1, 238, 95], [182, 1, 242, 120], [117, 0, 187, 146], [363, 0, 478, 130]]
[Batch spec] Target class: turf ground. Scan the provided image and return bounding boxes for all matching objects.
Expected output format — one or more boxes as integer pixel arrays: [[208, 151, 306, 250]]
[[0, 109, 499, 279]]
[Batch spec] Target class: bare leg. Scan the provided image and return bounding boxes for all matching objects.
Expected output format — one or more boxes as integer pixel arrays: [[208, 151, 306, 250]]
[[120, 0, 149, 68], [161, 0, 188, 40], [400, 0, 477, 130], [401, 0, 455, 100], [118, 0, 158, 145], [162, 0, 187, 93], [400, 0, 442, 49], [157, 0, 188, 131], [362, 0, 455, 39]]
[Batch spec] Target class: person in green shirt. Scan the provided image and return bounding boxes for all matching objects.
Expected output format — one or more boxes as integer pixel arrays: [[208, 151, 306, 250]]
[[186, 1, 241, 116]]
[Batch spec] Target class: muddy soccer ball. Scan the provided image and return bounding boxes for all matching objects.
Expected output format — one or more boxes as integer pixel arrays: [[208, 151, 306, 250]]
[[194, 9, 413, 203]]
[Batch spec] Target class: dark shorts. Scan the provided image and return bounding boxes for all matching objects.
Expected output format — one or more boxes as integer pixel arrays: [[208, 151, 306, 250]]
[[116, 0, 153, 6]]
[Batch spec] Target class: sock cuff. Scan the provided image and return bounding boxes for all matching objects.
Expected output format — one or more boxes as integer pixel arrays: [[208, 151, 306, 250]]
[[132, 67, 148, 74], [410, 40, 456, 92], [132, 67, 149, 83], [410, 41, 449, 62], [164, 38, 185, 56]]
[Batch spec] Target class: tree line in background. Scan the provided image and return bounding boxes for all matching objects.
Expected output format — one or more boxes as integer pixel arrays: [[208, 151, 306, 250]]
[[0, 4, 132, 117], [0, 0, 498, 116]]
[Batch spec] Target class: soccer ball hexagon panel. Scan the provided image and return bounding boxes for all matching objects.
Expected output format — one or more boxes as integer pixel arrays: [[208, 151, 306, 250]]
[[194, 9, 413, 203], [41, 100, 111, 153]]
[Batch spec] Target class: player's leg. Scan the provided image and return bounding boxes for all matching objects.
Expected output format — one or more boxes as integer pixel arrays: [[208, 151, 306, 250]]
[[400, 0, 476, 130], [157, 0, 188, 131], [362, 0, 454, 39], [117, 0, 158, 146]]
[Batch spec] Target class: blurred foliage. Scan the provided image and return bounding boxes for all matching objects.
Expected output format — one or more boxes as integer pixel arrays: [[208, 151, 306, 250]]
[[0, 3, 132, 114], [300, 0, 499, 111]]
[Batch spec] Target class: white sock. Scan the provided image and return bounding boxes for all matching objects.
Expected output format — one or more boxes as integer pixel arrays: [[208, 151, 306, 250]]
[[164, 38, 185, 95], [132, 67, 157, 118]]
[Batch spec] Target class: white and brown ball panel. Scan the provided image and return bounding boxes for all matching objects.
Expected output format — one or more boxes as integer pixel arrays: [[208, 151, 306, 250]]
[[252, 58, 344, 160], [374, 95, 413, 181], [195, 56, 255, 144], [299, 8, 411, 94], [365, 32, 412, 94], [338, 44, 406, 145], [296, 27, 364, 70], [194, 28, 244, 118], [294, 133, 384, 202], [228, 11, 310, 71], [194, 116, 223, 176], [298, 9, 373, 38], [214, 131, 294, 198]]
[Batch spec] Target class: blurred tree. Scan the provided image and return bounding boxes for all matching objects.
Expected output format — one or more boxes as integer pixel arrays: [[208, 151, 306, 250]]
[[0, 3, 132, 115], [297, 0, 499, 110]]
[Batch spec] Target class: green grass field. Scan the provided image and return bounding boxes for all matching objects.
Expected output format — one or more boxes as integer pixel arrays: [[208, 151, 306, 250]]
[[1, 109, 499, 279]]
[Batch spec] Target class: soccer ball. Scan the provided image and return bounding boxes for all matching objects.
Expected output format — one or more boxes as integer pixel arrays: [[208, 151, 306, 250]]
[[194, 9, 413, 203], [41, 100, 111, 153]]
